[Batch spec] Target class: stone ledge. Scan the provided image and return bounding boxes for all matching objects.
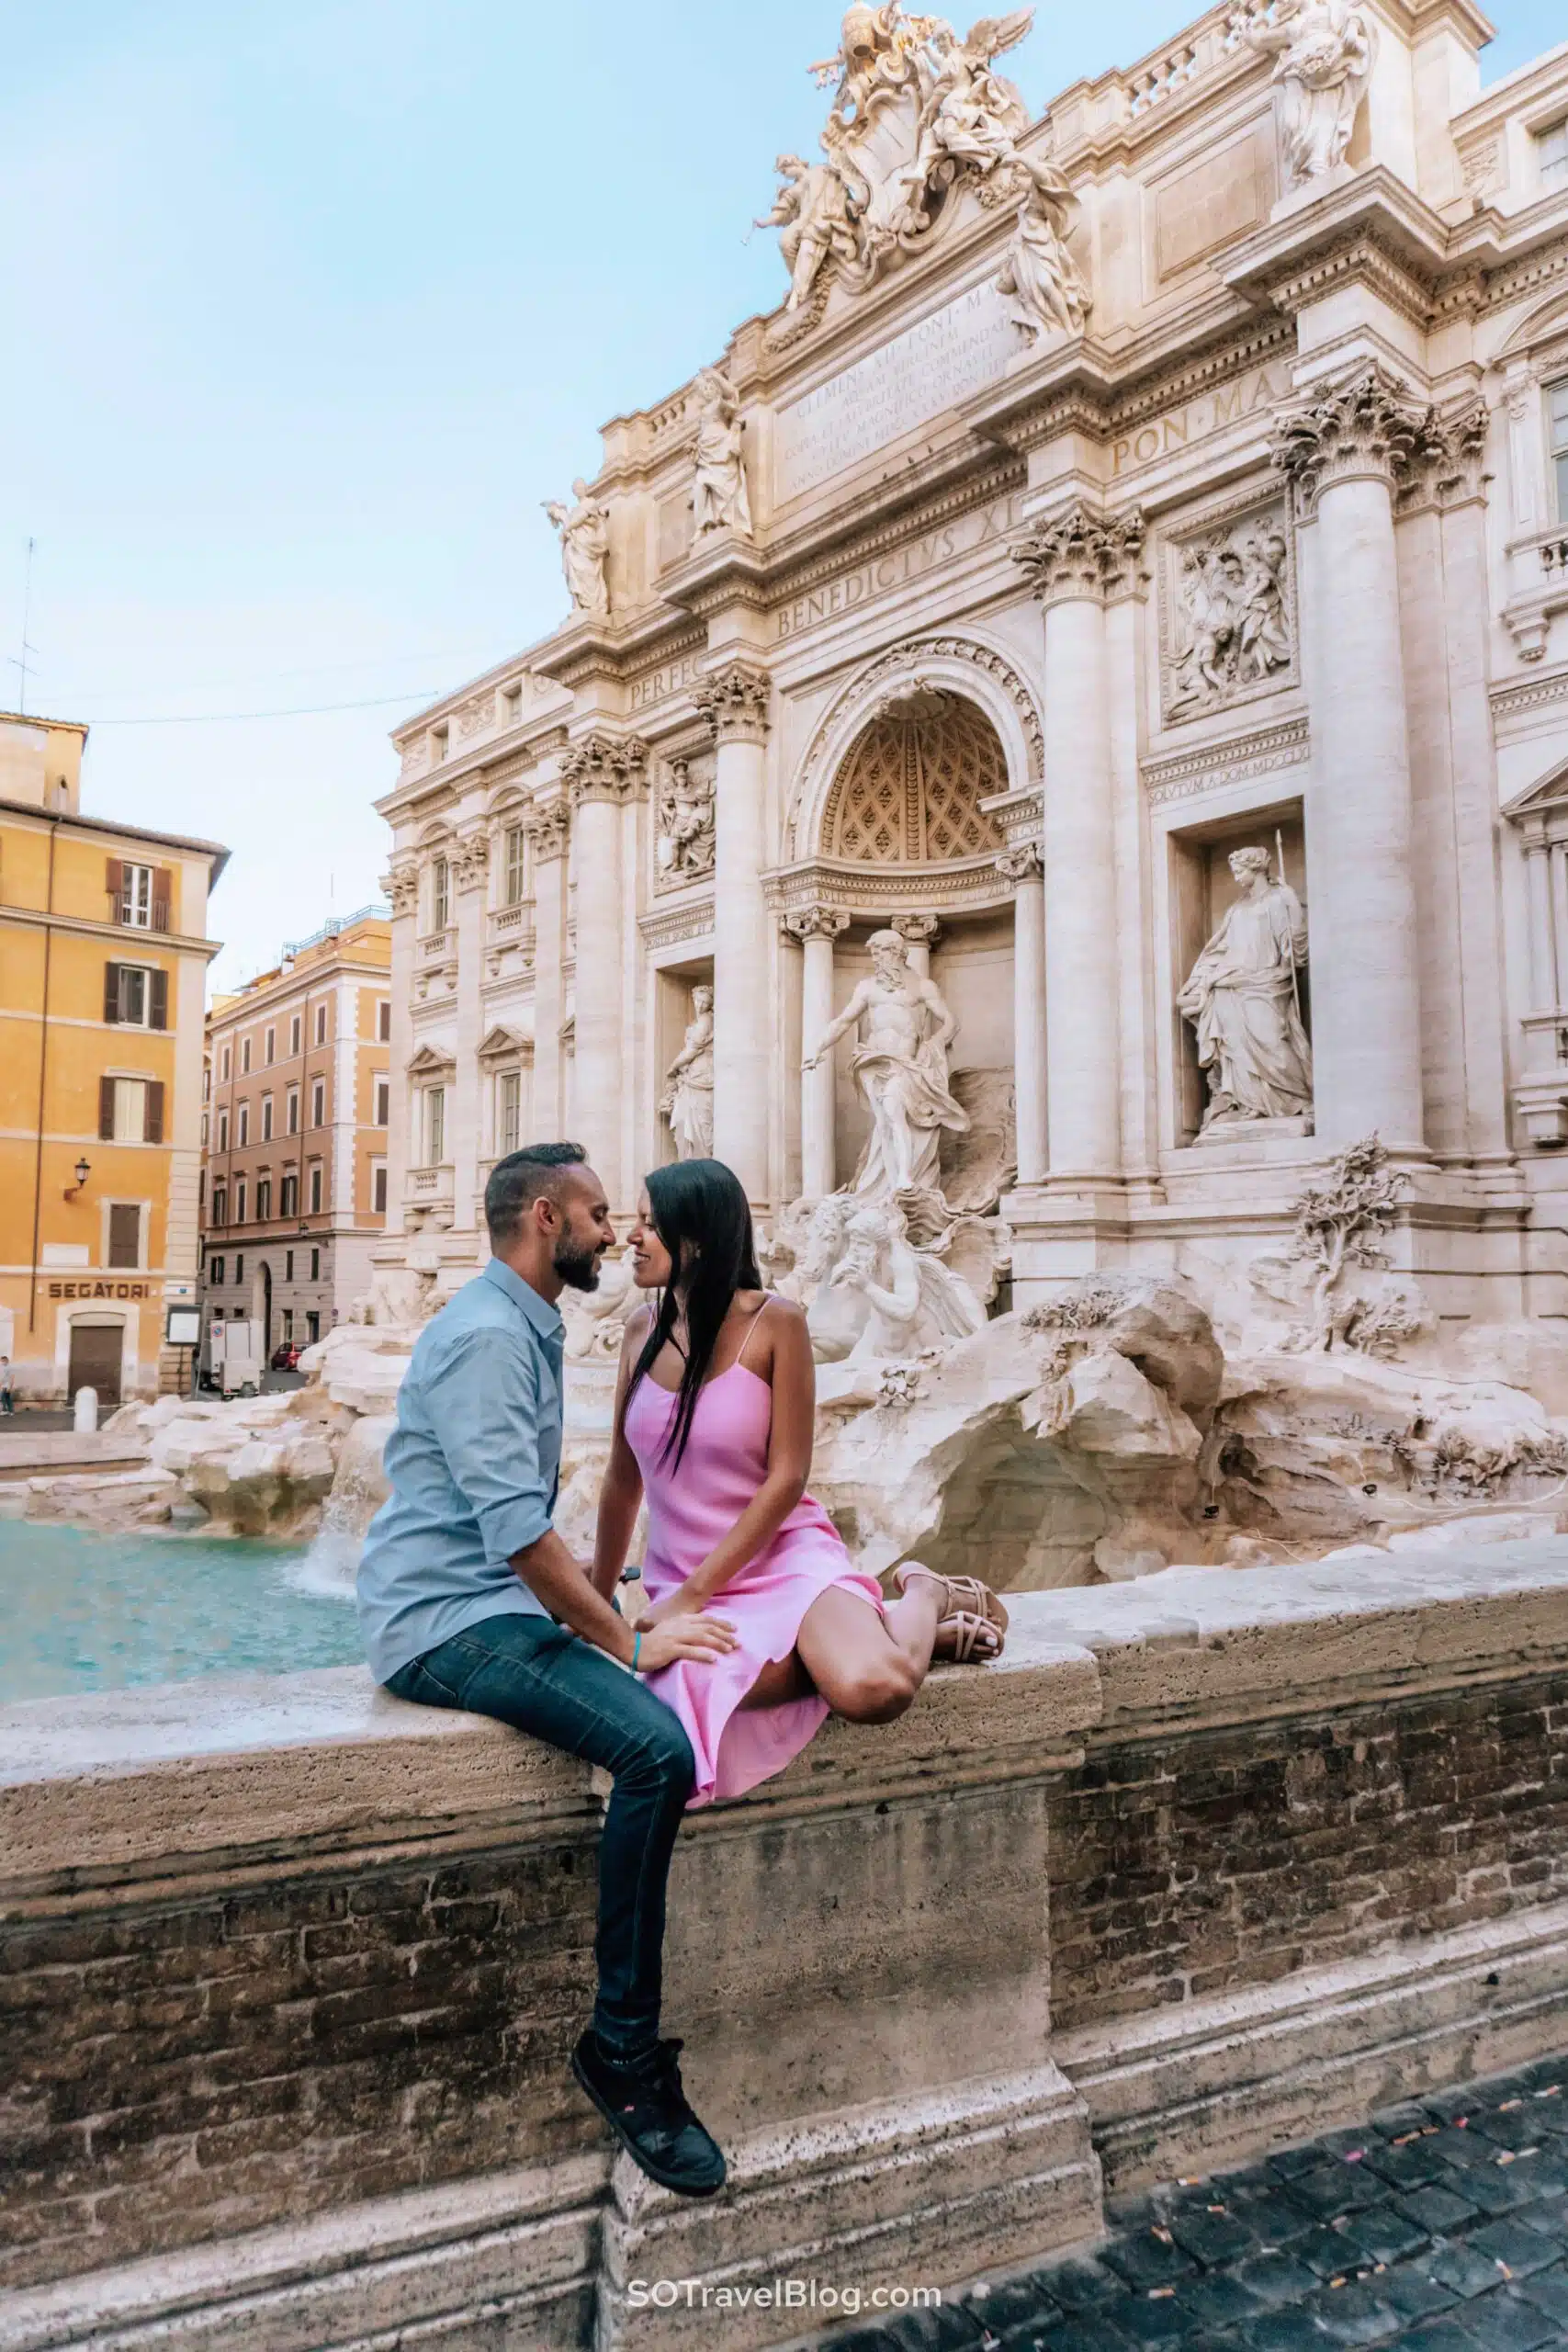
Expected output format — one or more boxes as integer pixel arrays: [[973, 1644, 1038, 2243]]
[[7, 1542, 1568, 1894]]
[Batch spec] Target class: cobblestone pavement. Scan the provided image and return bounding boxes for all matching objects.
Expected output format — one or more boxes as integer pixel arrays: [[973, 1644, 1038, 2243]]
[[836, 2057, 1568, 2350]]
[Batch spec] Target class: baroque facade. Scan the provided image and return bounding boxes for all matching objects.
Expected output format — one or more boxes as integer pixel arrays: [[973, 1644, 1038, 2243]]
[[375, 0, 1568, 1329]]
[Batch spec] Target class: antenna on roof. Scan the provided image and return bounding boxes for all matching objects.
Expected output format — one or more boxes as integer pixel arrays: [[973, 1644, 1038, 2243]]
[[8, 538, 38, 715]]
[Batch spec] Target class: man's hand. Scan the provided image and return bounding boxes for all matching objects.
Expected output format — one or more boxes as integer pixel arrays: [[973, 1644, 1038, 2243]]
[[637, 1613, 739, 1672], [639, 1584, 722, 1630]]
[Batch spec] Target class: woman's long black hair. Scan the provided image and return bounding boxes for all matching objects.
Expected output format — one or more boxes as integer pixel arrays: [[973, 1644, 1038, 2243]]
[[624, 1159, 761, 1470]]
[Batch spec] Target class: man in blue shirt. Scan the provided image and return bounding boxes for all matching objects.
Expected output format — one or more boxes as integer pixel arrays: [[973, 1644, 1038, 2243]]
[[359, 1142, 738, 2199]]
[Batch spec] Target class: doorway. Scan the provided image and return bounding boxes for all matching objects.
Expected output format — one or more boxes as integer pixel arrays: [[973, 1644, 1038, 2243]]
[[67, 1321, 124, 1409]]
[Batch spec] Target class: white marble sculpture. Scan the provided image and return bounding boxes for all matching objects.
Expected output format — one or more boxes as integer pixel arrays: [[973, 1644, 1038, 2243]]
[[545, 480, 611, 619], [807, 1200, 986, 1364], [692, 368, 753, 537], [765, 6, 1049, 311], [997, 175, 1089, 344], [804, 927, 970, 1201], [660, 985, 716, 1161], [1178, 847, 1314, 1131], [1249, 0, 1376, 188], [655, 759, 716, 887], [757, 153, 865, 314], [1168, 518, 1292, 714]]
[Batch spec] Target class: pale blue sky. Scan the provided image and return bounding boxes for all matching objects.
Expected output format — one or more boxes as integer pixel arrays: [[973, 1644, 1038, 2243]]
[[2, 2, 1555, 990]]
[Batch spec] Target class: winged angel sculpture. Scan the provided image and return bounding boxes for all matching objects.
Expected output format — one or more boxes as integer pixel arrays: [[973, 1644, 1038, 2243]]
[[760, 5, 1087, 335]]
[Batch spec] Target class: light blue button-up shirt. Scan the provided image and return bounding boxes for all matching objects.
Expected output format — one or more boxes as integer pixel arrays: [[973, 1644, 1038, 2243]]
[[357, 1258, 564, 1684]]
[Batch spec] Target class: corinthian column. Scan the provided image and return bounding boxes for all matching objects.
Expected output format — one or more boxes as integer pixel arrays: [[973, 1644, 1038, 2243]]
[[1274, 366, 1424, 1151], [998, 845, 1047, 1187], [525, 801, 570, 1144], [784, 907, 849, 1199], [1012, 505, 1144, 1188], [561, 734, 647, 1205], [695, 662, 772, 1202]]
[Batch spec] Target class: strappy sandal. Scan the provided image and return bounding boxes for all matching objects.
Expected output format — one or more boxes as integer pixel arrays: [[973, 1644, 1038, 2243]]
[[895, 1563, 1010, 1635], [894, 1563, 1009, 1664]]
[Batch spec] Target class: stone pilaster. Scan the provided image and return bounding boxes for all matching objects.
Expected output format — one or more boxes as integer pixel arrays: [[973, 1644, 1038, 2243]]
[[697, 662, 773, 1203], [383, 862, 419, 1230], [1273, 366, 1427, 1152], [561, 734, 648, 1205], [525, 802, 570, 1146], [784, 907, 850, 1201], [998, 844, 1048, 1189], [1012, 505, 1144, 1198]]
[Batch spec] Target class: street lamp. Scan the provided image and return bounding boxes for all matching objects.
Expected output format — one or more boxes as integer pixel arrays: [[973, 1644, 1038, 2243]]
[[64, 1156, 92, 1200]]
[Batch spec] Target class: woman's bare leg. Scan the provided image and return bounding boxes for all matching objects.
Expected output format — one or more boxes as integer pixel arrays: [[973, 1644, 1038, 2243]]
[[795, 1584, 942, 1724]]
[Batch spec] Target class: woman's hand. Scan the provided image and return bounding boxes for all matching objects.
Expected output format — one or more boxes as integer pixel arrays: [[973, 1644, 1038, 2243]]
[[639, 1581, 717, 1629], [637, 1613, 739, 1672]]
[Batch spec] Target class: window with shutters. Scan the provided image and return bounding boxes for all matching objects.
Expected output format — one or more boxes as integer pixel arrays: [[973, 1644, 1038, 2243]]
[[107, 1204, 141, 1270], [103, 963, 167, 1029], [1540, 119, 1568, 193], [287, 1087, 300, 1134], [1551, 377, 1568, 525], [315, 1002, 329, 1046], [289, 1013, 302, 1056], [306, 1310, 321, 1344], [236, 1179, 248, 1224], [375, 1078, 389, 1126], [286, 1248, 295, 1280], [261, 1094, 274, 1141], [373, 1163, 388, 1216], [310, 1165, 323, 1214], [426, 1086, 446, 1165], [378, 1000, 391, 1042], [217, 1108, 229, 1152], [310, 1246, 321, 1281], [431, 857, 450, 933], [255, 1179, 272, 1221], [213, 1191, 228, 1228], [98, 1077, 162, 1144], [281, 1171, 299, 1217], [210, 1256, 225, 1285], [265, 1027, 276, 1066], [107, 860, 170, 932], [499, 1070, 521, 1157], [237, 1103, 250, 1148], [220, 1044, 231, 1083], [242, 1037, 252, 1074], [311, 1078, 325, 1126], [234, 1254, 245, 1284], [502, 827, 525, 908]]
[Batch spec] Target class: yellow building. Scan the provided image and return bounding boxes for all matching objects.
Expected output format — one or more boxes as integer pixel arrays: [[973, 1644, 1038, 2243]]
[[0, 713, 227, 1408]]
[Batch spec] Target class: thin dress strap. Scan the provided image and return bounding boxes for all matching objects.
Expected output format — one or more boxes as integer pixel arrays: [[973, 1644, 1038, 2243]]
[[735, 1295, 774, 1373]]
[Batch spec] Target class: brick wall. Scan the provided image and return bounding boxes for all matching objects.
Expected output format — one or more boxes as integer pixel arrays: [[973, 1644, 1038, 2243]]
[[0, 1843, 601, 2296], [1047, 1674, 1568, 2033]]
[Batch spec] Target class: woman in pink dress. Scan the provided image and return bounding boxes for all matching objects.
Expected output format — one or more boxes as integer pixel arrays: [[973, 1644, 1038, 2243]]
[[592, 1159, 1008, 1807]]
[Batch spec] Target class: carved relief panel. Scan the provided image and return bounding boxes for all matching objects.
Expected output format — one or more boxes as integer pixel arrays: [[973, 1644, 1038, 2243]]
[[654, 751, 716, 893], [1159, 496, 1298, 727]]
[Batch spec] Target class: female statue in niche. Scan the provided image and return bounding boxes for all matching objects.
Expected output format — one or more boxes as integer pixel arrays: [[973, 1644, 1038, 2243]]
[[1178, 846, 1314, 1131], [660, 985, 716, 1160]]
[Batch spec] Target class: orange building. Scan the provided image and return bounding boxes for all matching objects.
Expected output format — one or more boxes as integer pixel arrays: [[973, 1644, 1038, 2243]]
[[0, 713, 227, 1407], [200, 911, 392, 1352]]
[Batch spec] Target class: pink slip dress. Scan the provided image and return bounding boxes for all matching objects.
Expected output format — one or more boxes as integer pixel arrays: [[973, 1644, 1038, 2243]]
[[622, 1303, 886, 1808]]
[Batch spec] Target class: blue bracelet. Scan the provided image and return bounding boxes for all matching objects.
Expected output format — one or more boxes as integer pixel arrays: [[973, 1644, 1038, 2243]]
[[632, 1632, 642, 1674]]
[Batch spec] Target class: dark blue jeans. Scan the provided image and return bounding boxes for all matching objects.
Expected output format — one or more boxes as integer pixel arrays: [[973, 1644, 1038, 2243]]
[[386, 1613, 694, 2058]]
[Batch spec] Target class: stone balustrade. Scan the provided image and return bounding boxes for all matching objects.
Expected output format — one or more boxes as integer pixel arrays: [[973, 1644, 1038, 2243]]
[[6, 1546, 1568, 2351], [1503, 521, 1568, 662]]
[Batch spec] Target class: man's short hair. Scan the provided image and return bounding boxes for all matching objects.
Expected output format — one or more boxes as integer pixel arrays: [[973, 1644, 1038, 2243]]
[[485, 1143, 589, 1245]]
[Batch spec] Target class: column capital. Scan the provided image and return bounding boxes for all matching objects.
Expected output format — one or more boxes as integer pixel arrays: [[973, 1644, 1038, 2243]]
[[524, 800, 570, 863], [453, 831, 490, 894], [893, 912, 942, 950], [561, 731, 649, 808], [996, 843, 1044, 888], [1011, 504, 1145, 607], [695, 661, 772, 744], [783, 906, 851, 944], [1271, 363, 1489, 519], [384, 863, 420, 920]]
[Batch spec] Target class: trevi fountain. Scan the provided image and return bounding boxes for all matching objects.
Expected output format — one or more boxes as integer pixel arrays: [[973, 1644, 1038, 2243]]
[[14, 0, 1568, 1611]]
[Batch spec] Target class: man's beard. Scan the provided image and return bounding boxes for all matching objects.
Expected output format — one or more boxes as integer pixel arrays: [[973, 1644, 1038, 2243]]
[[555, 1238, 603, 1294]]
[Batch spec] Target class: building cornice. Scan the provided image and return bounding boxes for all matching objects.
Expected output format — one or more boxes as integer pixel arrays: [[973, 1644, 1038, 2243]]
[[0, 905, 222, 965]]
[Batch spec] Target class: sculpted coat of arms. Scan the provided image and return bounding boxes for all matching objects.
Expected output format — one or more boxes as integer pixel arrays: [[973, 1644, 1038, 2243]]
[[760, 6, 1086, 336]]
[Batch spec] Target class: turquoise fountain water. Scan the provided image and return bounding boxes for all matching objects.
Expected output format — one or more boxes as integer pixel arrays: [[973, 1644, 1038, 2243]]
[[0, 1522, 364, 1703]]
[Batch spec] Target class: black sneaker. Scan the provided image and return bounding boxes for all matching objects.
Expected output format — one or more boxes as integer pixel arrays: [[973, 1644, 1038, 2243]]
[[570, 2030, 728, 2199]]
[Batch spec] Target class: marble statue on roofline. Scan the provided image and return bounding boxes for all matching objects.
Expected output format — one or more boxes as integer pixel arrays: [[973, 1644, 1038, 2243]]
[[1248, 0, 1376, 188], [545, 480, 611, 619]]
